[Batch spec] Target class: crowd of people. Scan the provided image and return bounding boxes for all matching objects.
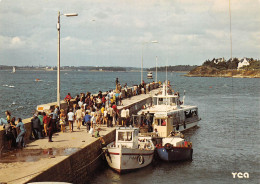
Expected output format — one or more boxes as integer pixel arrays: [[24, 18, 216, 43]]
[[0, 78, 159, 151]]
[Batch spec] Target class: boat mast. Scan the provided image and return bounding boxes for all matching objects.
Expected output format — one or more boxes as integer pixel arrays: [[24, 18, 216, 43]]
[[166, 62, 168, 106], [183, 90, 185, 105], [156, 56, 158, 83]]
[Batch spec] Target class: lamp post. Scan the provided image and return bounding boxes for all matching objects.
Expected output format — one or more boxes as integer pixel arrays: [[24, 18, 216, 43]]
[[141, 40, 158, 84], [57, 11, 78, 107]]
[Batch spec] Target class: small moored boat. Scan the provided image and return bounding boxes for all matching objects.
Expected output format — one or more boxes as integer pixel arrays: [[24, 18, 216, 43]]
[[156, 131, 193, 161], [103, 127, 155, 173]]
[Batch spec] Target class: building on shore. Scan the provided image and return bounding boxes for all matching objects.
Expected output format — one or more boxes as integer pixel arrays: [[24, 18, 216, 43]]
[[237, 58, 250, 70]]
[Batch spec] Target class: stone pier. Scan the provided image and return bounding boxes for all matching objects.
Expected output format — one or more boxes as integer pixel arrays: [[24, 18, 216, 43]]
[[0, 84, 160, 184]]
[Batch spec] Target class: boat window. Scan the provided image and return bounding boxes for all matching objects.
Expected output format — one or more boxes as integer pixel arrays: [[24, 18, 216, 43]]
[[170, 98, 176, 106], [158, 98, 164, 105], [153, 97, 157, 105], [185, 109, 198, 119], [155, 118, 166, 126], [162, 119, 166, 126], [134, 129, 139, 137], [158, 98, 168, 105], [118, 131, 132, 141]]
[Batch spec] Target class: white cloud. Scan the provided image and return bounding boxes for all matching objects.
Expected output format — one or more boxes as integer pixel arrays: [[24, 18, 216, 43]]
[[0, 36, 25, 49], [0, 0, 259, 66], [11, 37, 22, 45]]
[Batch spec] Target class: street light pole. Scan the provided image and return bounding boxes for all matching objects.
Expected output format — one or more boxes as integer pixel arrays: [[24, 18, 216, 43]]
[[57, 11, 78, 108], [141, 45, 144, 84], [57, 11, 61, 108]]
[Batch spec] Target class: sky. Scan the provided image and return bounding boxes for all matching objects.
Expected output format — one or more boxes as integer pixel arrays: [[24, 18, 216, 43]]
[[0, 0, 259, 67]]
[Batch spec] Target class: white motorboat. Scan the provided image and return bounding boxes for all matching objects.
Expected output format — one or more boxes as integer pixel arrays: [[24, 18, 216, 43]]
[[103, 127, 155, 173], [147, 71, 153, 79]]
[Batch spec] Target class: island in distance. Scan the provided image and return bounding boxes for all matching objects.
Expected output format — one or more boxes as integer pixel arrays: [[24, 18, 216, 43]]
[[185, 57, 260, 78]]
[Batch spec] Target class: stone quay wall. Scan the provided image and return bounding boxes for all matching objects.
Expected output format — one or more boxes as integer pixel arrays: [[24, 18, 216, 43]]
[[26, 129, 116, 183]]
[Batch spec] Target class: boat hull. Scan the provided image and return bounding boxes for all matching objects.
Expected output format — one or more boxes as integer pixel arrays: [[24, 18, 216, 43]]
[[103, 146, 154, 173], [156, 147, 193, 161]]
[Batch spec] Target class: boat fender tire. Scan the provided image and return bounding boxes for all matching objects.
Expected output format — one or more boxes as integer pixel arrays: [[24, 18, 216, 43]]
[[164, 143, 173, 150], [138, 155, 144, 165]]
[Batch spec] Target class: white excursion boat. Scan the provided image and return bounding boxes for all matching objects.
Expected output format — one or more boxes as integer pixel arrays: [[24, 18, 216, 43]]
[[103, 127, 155, 173], [147, 71, 153, 79], [136, 81, 200, 136]]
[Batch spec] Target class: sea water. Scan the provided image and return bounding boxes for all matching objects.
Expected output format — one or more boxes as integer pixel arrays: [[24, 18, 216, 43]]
[[0, 70, 259, 183]]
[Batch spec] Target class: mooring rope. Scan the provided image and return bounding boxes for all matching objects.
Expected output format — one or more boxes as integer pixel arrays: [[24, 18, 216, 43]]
[[5, 170, 44, 183]]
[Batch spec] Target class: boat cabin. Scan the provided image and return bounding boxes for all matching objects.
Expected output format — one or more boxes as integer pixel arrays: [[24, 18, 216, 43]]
[[153, 107, 199, 136], [115, 127, 139, 149], [152, 82, 181, 107], [153, 113, 172, 137], [134, 106, 199, 137]]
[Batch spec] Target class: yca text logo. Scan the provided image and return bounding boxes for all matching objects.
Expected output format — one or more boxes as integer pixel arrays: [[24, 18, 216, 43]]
[[232, 172, 249, 179]]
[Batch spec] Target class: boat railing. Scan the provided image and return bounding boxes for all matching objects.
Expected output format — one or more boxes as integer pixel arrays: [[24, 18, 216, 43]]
[[138, 132, 158, 137]]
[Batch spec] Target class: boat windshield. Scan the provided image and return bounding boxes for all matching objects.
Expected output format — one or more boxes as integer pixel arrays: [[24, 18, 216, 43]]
[[154, 118, 167, 126], [118, 131, 133, 142], [157, 97, 176, 106]]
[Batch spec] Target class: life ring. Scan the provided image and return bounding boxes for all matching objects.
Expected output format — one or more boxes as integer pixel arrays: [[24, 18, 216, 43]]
[[164, 143, 173, 150], [138, 155, 144, 165]]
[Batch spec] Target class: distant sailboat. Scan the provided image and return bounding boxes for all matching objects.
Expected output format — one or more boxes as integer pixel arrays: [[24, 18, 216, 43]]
[[12, 67, 16, 73]]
